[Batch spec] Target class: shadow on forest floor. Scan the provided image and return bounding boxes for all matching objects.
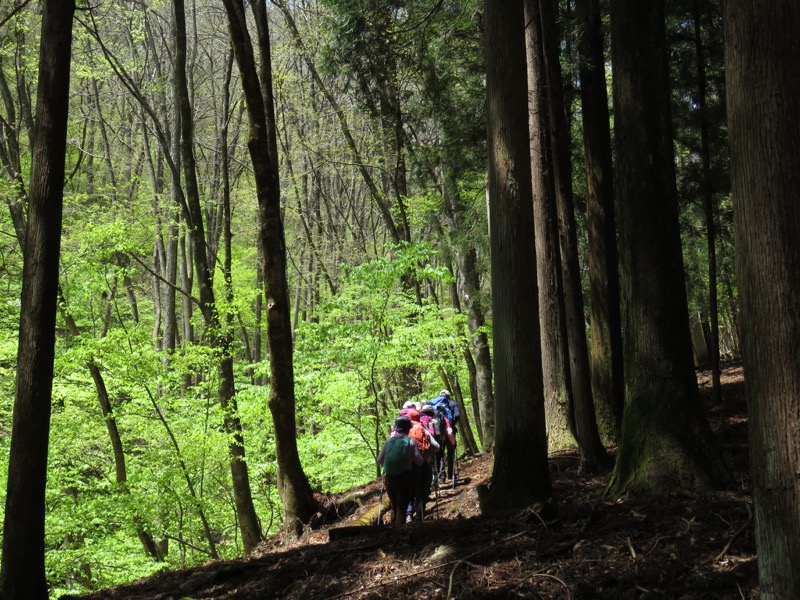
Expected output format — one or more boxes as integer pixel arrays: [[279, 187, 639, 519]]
[[65, 364, 757, 599]]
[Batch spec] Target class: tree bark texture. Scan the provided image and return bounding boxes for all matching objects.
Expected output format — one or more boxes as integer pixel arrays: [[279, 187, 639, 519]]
[[538, 0, 608, 472], [480, 0, 552, 514], [724, 2, 800, 597], [525, 0, 575, 452], [0, 1, 75, 596], [576, 0, 624, 440], [607, 0, 729, 496]]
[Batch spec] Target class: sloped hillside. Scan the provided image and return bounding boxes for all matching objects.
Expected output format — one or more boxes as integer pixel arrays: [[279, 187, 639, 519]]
[[64, 366, 757, 599]]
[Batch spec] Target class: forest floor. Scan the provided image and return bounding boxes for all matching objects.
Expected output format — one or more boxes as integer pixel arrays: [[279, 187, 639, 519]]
[[66, 363, 757, 599]]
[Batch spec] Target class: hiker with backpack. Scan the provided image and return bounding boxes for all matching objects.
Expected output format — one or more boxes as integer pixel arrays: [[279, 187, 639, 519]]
[[406, 408, 439, 521], [430, 390, 459, 484], [376, 416, 423, 526]]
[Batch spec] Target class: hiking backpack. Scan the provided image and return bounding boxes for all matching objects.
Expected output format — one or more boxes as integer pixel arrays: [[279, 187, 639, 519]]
[[419, 414, 437, 437], [432, 400, 452, 429], [382, 436, 411, 476], [431, 394, 459, 425], [408, 422, 431, 454]]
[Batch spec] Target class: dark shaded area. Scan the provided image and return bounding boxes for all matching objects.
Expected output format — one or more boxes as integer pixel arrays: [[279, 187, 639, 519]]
[[64, 365, 757, 599]]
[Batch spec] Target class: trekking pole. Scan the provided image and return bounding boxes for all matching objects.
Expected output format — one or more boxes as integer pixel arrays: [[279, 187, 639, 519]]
[[451, 442, 458, 489], [432, 463, 440, 518], [377, 476, 385, 526]]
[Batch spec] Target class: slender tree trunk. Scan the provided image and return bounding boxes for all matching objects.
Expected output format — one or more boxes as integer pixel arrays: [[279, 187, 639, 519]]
[[461, 345, 484, 445], [480, 0, 552, 515], [441, 371, 479, 456], [0, 2, 75, 596], [222, 0, 318, 538], [724, 2, 800, 596], [526, 0, 576, 452], [173, 0, 263, 553], [539, 0, 609, 472], [0, 63, 29, 249], [576, 0, 624, 439]]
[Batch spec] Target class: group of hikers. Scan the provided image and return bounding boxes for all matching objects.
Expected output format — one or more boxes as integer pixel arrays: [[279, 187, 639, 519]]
[[376, 389, 461, 526]]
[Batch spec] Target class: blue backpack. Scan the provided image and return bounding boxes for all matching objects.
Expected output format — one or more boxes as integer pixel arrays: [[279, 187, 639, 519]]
[[382, 437, 411, 476], [430, 394, 459, 425]]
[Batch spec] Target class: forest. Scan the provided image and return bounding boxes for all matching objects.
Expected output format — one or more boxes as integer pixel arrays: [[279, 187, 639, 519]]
[[0, 0, 798, 598]]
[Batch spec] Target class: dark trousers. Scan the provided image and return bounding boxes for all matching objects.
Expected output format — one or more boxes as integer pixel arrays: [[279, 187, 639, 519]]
[[437, 436, 456, 480], [409, 462, 433, 520], [385, 470, 413, 526]]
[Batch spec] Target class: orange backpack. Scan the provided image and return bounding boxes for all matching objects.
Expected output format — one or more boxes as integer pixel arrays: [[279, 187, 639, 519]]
[[408, 422, 431, 454]]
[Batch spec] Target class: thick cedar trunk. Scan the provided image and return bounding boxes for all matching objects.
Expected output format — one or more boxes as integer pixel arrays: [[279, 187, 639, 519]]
[[173, 0, 263, 553], [222, 0, 318, 537], [0, 1, 75, 596], [538, 0, 609, 472], [576, 0, 624, 439], [480, 0, 552, 515], [525, 0, 576, 452], [724, 2, 800, 597], [607, 0, 729, 496]]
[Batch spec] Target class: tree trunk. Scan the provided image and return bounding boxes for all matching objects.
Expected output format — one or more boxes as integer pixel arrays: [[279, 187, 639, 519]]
[[576, 0, 624, 440], [606, 0, 729, 496], [461, 345, 484, 445], [0, 61, 30, 250], [724, 2, 800, 596], [539, 0, 609, 472], [480, 0, 552, 515], [222, 0, 318, 538], [0, 1, 75, 596], [173, 0, 263, 553], [525, 0, 576, 452]]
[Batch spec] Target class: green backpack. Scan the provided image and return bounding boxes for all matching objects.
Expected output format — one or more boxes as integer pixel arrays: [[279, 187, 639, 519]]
[[382, 437, 411, 476]]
